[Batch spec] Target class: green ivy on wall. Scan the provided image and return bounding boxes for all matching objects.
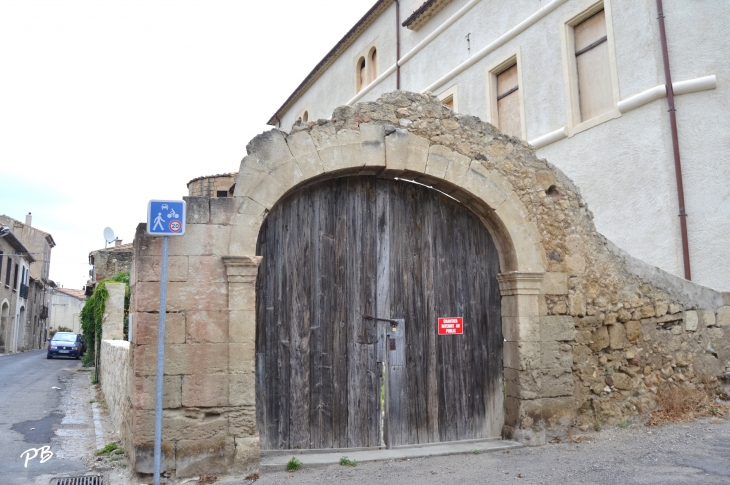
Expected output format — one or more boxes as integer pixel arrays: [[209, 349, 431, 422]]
[[80, 271, 130, 371]]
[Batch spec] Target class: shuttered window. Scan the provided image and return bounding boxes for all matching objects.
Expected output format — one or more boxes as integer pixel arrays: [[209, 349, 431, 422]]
[[0, 252, 3, 284], [496, 64, 521, 138], [574, 9, 613, 122]]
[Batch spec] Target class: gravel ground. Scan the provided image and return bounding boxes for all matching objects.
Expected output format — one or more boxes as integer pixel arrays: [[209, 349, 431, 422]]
[[220, 417, 730, 485]]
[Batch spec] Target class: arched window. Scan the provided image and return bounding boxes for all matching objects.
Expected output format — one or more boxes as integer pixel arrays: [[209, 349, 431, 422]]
[[368, 48, 378, 83], [357, 57, 367, 92], [302, 111, 308, 122]]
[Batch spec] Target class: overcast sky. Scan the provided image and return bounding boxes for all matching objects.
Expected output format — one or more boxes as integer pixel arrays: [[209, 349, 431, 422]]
[[0, 0, 374, 288]]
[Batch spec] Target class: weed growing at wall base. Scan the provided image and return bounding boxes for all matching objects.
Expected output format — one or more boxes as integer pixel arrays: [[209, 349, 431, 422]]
[[339, 456, 357, 467], [286, 457, 303, 471]]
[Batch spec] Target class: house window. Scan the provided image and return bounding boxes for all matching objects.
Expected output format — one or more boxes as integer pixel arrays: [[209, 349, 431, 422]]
[[13, 263, 18, 290], [301, 111, 308, 122], [355, 44, 379, 93], [357, 57, 367, 92], [0, 252, 3, 283], [4, 257, 10, 287], [216, 190, 228, 198], [368, 48, 378, 83], [438, 85, 458, 112], [496, 64, 521, 138], [573, 9, 613, 122]]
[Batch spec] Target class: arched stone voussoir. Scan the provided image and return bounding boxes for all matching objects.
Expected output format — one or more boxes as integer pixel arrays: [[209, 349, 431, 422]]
[[245, 129, 294, 171], [228, 197, 268, 257], [384, 129, 429, 174]]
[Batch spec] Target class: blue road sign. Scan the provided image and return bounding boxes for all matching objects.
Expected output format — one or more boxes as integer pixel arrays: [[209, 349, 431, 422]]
[[147, 200, 186, 236]]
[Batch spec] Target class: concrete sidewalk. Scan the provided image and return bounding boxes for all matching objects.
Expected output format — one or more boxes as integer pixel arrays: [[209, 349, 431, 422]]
[[260, 438, 523, 471]]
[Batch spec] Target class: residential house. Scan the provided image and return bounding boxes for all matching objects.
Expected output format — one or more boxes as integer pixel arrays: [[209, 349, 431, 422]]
[[0, 225, 35, 354], [0, 213, 54, 350]]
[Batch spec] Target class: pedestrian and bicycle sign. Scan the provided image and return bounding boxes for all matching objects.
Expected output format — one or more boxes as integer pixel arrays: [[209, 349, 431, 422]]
[[147, 200, 186, 236], [146, 199, 186, 485]]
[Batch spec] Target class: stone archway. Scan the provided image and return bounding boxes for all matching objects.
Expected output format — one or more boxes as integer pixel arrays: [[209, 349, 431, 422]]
[[222, 96, 549, 449]]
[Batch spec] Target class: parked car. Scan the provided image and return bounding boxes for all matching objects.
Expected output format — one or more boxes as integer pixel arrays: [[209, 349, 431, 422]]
[[47, 332, 84, 360]]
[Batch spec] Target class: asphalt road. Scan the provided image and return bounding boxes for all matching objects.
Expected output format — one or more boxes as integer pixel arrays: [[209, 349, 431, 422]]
[[0, 350, 88, 485]]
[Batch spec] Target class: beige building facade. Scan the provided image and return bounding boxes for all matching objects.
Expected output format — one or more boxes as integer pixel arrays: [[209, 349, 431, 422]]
[[0, 213, 55, 351], [268, 0, 729, 291], [0, 226, 34, 354]]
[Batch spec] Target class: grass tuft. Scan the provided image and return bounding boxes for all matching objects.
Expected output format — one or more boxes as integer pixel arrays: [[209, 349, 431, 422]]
[[95, 442, 121, 456], [286, 457, 303, 471], [339, 456, 357, 467]]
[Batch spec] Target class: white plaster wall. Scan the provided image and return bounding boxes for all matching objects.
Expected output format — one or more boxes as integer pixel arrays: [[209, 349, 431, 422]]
[[49, 290, 85, 334], [538, 103, 683, 277], [275, 0, 730, 290], [280, 3, 399, 130], [661, 0, 730, 290]]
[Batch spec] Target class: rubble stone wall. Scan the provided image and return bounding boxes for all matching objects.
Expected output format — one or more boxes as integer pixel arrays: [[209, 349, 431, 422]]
[[100, 339, 133, 452], [126, 91, 729, 477]]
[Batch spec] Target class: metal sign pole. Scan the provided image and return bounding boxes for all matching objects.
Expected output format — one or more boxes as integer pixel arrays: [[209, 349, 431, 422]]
[[153, 235, 169, 485]]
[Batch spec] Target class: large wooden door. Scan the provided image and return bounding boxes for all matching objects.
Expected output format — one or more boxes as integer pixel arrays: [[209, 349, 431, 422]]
[[255, 176, 502, 451]]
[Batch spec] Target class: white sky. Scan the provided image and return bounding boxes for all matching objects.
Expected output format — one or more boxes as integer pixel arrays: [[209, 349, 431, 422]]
[[0, 0, 374, 289]]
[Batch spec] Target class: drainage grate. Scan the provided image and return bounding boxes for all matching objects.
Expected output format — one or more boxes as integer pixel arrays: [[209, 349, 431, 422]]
[[50, 475, 106, 485]]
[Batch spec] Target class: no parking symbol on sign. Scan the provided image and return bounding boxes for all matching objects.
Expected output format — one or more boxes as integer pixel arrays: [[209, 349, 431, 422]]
[[438, 317, 463, 335]]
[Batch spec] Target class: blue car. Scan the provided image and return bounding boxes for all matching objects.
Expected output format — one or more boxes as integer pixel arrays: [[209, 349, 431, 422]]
[[47, 332, 84, 360]]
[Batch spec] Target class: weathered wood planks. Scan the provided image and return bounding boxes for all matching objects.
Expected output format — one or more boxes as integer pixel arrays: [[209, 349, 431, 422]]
[[255, 176, 502, 450]]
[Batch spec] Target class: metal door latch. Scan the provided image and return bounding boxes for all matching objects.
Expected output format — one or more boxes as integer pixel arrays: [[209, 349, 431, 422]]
[[363, 315, 399, 333], [363, 315, 399, 324]]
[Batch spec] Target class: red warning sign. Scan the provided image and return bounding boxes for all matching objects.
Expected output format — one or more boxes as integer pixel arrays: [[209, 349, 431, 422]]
[[438, 317, 463, 335]]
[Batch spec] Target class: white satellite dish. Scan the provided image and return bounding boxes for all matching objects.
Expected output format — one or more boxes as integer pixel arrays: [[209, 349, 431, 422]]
[[103, 227, 115, 248]]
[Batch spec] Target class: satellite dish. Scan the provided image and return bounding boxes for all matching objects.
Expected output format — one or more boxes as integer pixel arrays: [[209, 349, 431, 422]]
[[103, 227, 115, 247]]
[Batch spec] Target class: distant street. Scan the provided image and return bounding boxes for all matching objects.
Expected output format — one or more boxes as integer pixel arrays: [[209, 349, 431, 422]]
[[0, 350, 89, 485]]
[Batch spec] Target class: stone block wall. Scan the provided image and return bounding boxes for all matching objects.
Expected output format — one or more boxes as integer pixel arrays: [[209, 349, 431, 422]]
[[100, 340, 133, 451], [128, 207, 258, 478]]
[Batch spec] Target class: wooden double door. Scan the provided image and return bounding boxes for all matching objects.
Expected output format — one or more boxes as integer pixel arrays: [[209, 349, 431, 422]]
[[255, 176, 503, 451]]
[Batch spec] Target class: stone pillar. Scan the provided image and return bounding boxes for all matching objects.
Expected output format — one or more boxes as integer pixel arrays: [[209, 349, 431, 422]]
[[222, 255, 262, 473], [498, 271, 577, 446], [103, 283, 126, 340]]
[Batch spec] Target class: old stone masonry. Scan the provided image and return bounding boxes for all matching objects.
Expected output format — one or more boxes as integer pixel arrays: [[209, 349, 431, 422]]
[[113, 91, 729, 478]]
